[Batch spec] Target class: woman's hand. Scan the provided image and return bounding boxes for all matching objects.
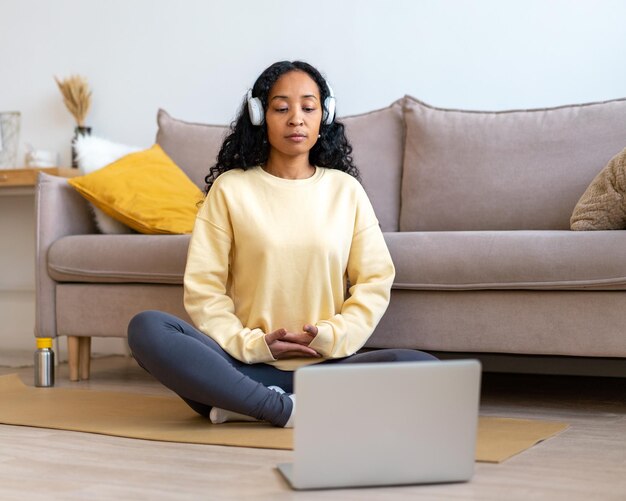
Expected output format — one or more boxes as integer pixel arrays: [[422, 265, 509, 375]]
[[265, 327, 320, 359], [280, 324, 318, 345]]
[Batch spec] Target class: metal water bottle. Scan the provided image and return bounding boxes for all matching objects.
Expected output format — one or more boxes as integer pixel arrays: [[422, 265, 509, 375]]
[[34, 338, 55, 387]]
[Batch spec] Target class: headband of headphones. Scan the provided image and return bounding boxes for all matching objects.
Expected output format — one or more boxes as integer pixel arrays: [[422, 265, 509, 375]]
[[247, 84, 336, 126]]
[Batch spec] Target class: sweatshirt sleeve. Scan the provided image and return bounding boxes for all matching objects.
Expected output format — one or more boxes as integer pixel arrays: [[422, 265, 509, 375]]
[[183, 185, 275, 364], [308, 186, 395, 358]]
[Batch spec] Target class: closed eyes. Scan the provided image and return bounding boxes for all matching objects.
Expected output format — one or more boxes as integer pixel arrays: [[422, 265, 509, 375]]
[[274, 106, 317, 113]]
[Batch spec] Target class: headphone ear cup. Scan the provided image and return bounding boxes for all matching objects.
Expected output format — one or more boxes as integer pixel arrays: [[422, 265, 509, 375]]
[[247, 90, 264, 126], [323, 96, 336, 125], [323, 84, 336, 125]]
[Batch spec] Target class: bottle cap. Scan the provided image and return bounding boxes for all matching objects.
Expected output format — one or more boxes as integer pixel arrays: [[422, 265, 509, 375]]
[[36, 338, 53, 349]]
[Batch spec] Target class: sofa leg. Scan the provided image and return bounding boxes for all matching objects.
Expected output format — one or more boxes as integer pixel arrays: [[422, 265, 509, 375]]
[[68, 336, 80, 382], [79, 337, 91, 380]]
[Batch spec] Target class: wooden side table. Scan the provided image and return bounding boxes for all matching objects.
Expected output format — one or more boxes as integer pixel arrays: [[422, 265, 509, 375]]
[[0, 167, 79, 195], [0, 167, 79, 367]]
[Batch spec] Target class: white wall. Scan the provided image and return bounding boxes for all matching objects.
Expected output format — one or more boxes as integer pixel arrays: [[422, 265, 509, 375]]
[[1, 0, 626, 166]]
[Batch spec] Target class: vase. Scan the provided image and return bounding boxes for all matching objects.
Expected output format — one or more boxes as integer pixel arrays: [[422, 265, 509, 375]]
[[71, 125, 92, 168], [0, 111, 21, 169]]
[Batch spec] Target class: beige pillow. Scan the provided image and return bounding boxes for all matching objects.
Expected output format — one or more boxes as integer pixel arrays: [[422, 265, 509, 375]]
[[570, 148, 626, 230]]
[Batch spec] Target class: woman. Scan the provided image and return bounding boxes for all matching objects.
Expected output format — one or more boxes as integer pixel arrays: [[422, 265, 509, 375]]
[[127, 61, 436, 428]]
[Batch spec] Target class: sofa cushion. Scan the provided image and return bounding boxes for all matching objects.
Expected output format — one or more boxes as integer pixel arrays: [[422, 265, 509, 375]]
[[570, 147, 626, 230], [49, 231, 626, 291], [341, 100, 404, 232], [156, 103, 404, 232], [385, 230, 626, 290], [400, 96, 626, 231], [67, 144, 203, 234], [48, 234, 190, 283], [156, 109, 229, 190]]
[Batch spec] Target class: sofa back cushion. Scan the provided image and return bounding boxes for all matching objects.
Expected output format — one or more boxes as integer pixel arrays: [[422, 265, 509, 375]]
[[156, 109, 228, 190], [342, 99, 404, 232], [400, 96, 626, 231], [157, 102, 405, 232]]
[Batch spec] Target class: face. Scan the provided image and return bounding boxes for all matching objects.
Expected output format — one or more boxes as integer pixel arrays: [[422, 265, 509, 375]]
[[264, 70, 323, 161]]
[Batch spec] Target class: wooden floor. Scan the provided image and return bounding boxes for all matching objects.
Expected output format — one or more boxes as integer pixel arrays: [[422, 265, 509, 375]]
[[0, 356, 624, 500]]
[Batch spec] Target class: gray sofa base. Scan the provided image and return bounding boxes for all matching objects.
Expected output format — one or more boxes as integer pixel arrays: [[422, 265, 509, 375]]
[[56, 284, 190, 338], [430, 351, 626, 378], [57, 284, 626, 359], [369, 289, 626, 358]]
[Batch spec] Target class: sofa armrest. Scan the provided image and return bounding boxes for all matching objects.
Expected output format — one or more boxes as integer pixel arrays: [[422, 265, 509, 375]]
[[35, 172, 97, 339]]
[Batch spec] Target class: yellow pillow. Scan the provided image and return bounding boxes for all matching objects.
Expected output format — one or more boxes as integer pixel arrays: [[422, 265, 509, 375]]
[[68, 144, 204, 234]]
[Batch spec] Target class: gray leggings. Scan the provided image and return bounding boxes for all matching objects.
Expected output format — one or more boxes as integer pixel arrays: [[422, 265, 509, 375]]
[[127, 310, 437, 427]]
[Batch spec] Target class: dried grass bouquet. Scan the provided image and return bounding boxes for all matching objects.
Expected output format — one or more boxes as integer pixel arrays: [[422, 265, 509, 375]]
[[54, 74, 92, 127]]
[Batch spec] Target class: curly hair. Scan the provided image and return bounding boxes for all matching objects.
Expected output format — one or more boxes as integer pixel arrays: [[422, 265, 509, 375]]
[[204, 61, 359, 194]]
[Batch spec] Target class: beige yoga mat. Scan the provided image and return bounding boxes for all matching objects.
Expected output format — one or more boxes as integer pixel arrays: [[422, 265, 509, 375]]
[[0, 374, 568, 463]]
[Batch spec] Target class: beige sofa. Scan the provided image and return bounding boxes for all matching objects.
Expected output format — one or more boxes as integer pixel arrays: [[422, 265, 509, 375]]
[[36, 96, 626, 380]]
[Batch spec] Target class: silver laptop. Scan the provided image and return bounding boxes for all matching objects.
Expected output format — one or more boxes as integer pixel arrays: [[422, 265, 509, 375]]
[[277, 359, 481, 490]]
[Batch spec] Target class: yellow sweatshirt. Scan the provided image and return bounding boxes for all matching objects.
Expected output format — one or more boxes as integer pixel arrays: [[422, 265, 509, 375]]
[[183, 166, 395, 371]]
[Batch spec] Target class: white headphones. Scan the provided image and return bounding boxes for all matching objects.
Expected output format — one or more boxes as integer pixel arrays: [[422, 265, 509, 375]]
[[247, 84, 336, 126]]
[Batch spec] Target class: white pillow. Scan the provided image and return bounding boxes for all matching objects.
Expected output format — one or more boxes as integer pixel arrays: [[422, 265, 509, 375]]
[[74, 135, 142, 234]]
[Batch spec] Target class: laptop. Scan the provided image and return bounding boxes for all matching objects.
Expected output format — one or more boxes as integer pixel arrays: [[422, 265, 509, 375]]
[[277, 359, 482, 490]]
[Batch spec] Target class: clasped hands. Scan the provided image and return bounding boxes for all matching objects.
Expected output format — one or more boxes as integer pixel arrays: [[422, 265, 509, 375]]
[[265, 324, 320, 359]]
